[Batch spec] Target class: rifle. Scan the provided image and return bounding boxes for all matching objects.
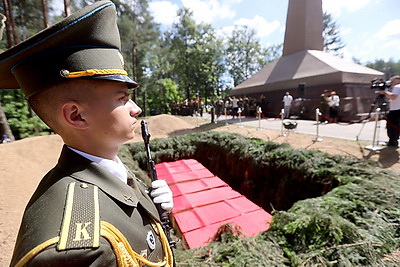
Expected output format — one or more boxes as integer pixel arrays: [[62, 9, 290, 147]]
[[141, 120, 176, 249]]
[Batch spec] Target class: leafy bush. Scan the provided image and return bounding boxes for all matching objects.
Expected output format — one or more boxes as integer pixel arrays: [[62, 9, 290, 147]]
[[1, 91, 51, 139]]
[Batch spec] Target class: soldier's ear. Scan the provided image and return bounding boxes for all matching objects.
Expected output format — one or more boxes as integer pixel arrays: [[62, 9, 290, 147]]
[[61, 101, 88, 129]]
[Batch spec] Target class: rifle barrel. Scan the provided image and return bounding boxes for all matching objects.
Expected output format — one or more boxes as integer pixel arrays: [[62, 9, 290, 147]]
[[140, 120, 176, 249]]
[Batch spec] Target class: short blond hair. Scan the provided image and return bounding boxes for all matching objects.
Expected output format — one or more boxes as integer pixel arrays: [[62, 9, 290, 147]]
[[28, 79, 98, 133]]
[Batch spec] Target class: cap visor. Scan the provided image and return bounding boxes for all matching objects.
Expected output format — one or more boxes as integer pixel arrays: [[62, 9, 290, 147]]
[[90, 75, 138, 88]]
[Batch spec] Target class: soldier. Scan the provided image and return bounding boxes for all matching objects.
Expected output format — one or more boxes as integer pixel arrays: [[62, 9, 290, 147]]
[[0, 1, 174, 266]]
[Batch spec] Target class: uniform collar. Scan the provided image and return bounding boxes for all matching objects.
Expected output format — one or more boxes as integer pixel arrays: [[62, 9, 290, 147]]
[[67, 146, 128, 184], [57, 145, 160, 221]]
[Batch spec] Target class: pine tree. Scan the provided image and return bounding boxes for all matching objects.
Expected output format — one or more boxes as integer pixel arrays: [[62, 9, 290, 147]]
[[323, 12, 345, 57]]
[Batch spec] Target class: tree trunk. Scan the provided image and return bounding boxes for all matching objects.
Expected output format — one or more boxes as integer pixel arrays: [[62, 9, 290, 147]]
[[3, 0, 18, 47], [63, 0, 70, 17], [0, 11, 14, 141], [18, 0, 27, 40], [41, 0, 49, 28], [132, 41, 138, 103], [0, 13, 6, 41]]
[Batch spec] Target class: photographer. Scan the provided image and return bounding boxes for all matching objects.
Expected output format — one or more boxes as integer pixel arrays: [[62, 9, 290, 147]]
[[382, 75, 400, 147]]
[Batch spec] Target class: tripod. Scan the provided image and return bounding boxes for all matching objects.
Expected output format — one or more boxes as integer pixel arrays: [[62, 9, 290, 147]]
[[369, 93, 389, 117], [363, 94, 389, 151]]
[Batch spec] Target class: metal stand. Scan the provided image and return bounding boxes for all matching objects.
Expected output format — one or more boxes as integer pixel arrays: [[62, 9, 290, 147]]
[[365, 108, 383, 151], [279, 108, 286, 136], [224, 107, 228, 126], [238, 108, 243, 128], [312, 108, 323, 142], [195, 111, 200, 128], [256, 107, 263, 130]]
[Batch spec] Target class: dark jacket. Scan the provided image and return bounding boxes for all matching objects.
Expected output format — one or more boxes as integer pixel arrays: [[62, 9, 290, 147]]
[[10, 145, 169, 266]]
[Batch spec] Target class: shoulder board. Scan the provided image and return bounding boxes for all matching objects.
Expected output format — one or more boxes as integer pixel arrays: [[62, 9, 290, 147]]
[[57, 182, 100, 250]]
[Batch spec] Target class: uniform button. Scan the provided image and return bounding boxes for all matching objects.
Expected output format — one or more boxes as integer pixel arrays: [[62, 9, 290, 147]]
[[146, 231, 156, 250], [80, 183, 88, 189]]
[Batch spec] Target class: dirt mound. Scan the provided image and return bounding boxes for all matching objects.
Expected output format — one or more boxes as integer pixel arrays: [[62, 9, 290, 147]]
[[0, 134, 63, 266], [138, 114, 194, 138], [133, 114, 193, 141]]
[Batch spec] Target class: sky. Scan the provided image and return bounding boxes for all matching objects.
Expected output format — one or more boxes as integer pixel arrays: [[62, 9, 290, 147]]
[[148, 0, 400, 64]]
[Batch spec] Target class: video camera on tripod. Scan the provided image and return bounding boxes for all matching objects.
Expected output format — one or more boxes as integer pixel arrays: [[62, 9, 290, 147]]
[[370, 78, 390, 113], [370, 78, 389, 93]]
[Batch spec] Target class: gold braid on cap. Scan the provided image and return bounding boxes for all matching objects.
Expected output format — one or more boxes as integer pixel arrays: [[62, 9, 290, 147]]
[[60, 69, 128, 78]]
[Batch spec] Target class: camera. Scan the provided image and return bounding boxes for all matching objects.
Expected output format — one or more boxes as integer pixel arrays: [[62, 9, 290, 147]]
[[370, 78, 389, 92], [369, 78, 390, 113]]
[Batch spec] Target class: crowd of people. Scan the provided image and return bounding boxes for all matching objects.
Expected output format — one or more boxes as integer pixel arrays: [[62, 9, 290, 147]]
[[170, 82, 400, 148], [170, 93, 316, 122], [170, 98, 205, 117], [170, 84, 400, 149], [171, 93, 320, 121], [212, 96, 267, 118], [171, 95, 267, 119]]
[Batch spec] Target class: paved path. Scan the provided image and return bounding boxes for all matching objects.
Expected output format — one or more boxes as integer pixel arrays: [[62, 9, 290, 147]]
[[198, 112, 389, 146]]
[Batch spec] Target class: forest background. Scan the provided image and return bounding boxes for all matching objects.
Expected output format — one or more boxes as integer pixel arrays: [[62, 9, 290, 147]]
[[1, 0, 400, 141]]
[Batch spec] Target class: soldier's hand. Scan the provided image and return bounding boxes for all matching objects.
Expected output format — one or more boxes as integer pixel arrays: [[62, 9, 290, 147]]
[[150, 180, 174, 212]]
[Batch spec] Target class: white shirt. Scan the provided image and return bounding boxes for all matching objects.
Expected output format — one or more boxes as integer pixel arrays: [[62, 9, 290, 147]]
[[328, 95, 340, 107], [231, 98, 239, 108], [283, 95, 293, 106], [389, 84, 400, 111], [67, 146, 128, 184]]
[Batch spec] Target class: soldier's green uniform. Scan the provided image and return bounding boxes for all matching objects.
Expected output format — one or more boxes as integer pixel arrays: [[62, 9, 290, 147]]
[[0, 1, 173, 266], [11, 146, 172, 266]]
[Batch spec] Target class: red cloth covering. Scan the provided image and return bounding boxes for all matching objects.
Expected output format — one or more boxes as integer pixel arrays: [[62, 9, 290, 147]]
[[156, 159, 272, 249]]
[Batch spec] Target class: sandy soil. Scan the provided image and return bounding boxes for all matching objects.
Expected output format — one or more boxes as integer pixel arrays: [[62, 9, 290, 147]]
[[1, 114, 399, 266]]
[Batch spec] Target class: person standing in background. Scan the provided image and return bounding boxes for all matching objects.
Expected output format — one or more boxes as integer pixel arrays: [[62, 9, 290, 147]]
[[320, 90, 329, 121], [230, 96, 239, 119], [382, 76, 400, 147], [328, 91, 340, 122], [282, 92, 293, 119]]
